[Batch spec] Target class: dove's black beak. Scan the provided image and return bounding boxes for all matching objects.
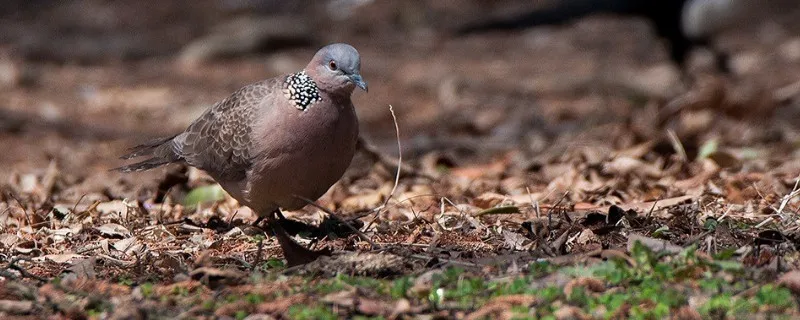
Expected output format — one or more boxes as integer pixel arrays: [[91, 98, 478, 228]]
[[350, 74, 368, 92]]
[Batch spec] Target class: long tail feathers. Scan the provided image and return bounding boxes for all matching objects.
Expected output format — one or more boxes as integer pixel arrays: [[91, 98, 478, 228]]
[[113, 135, 180, 172], [119, 136, 176, 159], [113, 158, 173, 173]]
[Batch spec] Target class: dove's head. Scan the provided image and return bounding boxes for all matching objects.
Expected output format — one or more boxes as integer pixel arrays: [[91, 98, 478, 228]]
[[306, 43, 368, 96]]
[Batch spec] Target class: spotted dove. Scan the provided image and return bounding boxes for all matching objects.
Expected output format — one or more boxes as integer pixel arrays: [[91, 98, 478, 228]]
[[116, 43, 368, 266]]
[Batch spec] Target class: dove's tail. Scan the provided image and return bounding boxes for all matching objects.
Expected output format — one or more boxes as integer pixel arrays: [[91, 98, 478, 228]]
[[113, 135, 182, 172]]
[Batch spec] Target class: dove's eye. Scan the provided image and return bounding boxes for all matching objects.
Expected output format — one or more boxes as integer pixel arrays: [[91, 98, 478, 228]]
[[328, 60, 338, 71]]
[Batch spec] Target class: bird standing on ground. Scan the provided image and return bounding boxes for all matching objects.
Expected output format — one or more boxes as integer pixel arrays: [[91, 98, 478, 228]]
[[116, 43, 368, 266], [456, 0, 778, 75]]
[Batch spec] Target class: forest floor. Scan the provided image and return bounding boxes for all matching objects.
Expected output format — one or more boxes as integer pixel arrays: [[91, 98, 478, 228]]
[[2, 1, 800, 319]]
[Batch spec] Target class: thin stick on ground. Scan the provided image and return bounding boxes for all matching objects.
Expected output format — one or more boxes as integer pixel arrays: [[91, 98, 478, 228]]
[[667, 129, 688, 162], [364, 104, 402, 231], [2, 257, 48, 283], [645, 196, 661, 219], [6, 191, 32, 228], [252, 238, 264, 272], [377, 104, 402, 211], [774, 175, 800, 218]]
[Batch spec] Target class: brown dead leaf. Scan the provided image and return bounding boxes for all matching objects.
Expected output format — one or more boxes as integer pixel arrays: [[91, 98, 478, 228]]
[[603, 156, 662, 178], [465, 294, 537, 320], [673, 306, 702, 320], [450, 159, 507, 179], [410, 270, 441, 296], [96, 200, 131, 216], [301, 252, 406, 276], [571, 229, 602, 253], [255, 294, 305, 314], [674, 159, 719, 190], [96, 223, 131, 238], [596, 195, 695, 214], [554, 305, 591, 320], [0, 300, 34, 315], [627, 234, 683, 255], [563, 277, 605, 298], [0, 234, 19, 248], [37, 253, 86, 263], [64, 278, 131, 296], [152, 280, 208, 297], [215, 301, 252, 318], [502, 230, 530, 251], [778, 270, 800, 295], [613, 141, 655, 159], [389, 299, 412, 319], [473, 192, 507, 209], [357, 298, 398, 316], [322, 289, 356, 308], [707, 150, 741, 169], [600, 249, 635, 266], [63, 257, 96, 281], [189, 267, 247, 288], [340, 191, 384, 212], [112, 237, 140, 255]]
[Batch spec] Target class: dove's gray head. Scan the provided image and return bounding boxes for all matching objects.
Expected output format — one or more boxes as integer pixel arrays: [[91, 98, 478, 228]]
[[306, 43, 368, 95]]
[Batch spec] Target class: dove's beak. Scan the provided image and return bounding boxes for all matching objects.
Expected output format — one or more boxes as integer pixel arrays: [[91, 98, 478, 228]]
[[350, 74, 368, 92]]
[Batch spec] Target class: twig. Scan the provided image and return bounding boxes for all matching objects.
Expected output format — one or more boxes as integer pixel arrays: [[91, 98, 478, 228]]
[[97, 254, 136, 268], [666, 129, 688, 162], [525, 186, 537, 219], [408, 254, 481, 268], [645, 196, 661, 219], [755, 216, 774, 229], [76, 243, 104, 254], [4, 257, 48, 283], [364, 104, 403, 231], [6, 192, 32, 228], [549, 191, 570, 225], [70, 194, 87, 218], [252, 238, 263, 272], [379, 104, 402, 210], [774, 175, 800, 220]]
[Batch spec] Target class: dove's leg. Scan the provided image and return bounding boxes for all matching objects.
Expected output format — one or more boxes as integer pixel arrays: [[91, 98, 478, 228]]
[[267, 209, 331, 266], [252, 215, 266, 227], [251, 210, 289, 227]]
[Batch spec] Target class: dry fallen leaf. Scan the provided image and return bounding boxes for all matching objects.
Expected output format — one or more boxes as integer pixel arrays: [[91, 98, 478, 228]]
[[37, 253, 86, 263], [627, 234, 683, 255], [96, 223, 131, 238]]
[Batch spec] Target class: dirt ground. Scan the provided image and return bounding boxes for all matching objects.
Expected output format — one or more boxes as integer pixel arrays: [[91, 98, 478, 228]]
[[2, 1, 800, 319]]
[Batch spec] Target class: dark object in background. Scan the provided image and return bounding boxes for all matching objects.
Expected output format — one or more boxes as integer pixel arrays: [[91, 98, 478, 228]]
[[456, 0, 768, 75]]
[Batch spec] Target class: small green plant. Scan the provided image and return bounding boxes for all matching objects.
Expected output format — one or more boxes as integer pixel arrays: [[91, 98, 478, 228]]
[[249, 234, 266, 243], [172, 286, 190, 297], [140, 283, 154, 298], [245, 293, 265, 304], [234, 310, 248, 320], [529, 260, 555, 277], [756, 285, 794, 310], [263, 257, 286, 269], [117, 276, 134, 286], [390, 276, 412, 299], [288, 304, 337, 320]]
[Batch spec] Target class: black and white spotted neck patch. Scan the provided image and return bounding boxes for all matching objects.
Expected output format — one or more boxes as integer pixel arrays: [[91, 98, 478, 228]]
[[283, 71, 321, 110]]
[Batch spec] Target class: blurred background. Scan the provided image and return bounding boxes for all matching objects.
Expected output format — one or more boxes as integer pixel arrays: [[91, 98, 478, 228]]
[[1, 0, 799, 194]]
